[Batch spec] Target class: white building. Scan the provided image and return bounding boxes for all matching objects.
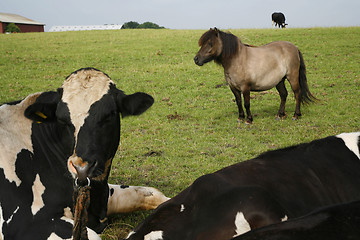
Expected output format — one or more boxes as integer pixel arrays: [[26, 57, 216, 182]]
[[48, 24, 122, 32]]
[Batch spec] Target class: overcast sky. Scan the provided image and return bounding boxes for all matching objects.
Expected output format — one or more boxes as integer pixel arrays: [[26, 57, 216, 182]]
[[2, 0, 360, 31]]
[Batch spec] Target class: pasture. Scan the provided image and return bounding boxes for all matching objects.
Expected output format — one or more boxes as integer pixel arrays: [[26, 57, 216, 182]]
[[0, 27, 359, 239]]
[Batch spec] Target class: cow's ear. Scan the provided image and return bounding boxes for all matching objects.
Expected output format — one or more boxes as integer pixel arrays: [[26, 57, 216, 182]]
[[24, 91, 60, 122], [117, 91, 154, 118]]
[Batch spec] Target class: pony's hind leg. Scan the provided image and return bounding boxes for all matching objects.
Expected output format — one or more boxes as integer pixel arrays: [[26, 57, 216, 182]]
[[287, 73, 302, 120], [230, 85, 245, 120], [275, 78, 288, 119]]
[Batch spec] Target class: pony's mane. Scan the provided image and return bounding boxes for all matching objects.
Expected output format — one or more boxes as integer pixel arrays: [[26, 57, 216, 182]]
[[198, 29, 240, 64]]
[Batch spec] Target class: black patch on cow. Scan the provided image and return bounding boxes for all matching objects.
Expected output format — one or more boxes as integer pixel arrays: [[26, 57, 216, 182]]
[[110, 188, 115, 196], [0, 149, 34, 227], [24, 91, 60, 122], [75, 89, 120, 179], [120, 185, 129, 189], [234, 200, 360, 240]]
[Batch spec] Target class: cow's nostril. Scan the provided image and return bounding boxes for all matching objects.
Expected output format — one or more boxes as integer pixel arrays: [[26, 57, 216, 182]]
[[71, 160, 90, 183]]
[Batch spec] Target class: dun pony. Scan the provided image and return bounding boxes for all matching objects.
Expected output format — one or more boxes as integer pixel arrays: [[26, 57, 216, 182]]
[[194, 28, 316, 124]]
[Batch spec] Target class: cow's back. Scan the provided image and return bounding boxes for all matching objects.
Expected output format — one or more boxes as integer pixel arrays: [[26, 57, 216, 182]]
[[216, 135, 360, 217]]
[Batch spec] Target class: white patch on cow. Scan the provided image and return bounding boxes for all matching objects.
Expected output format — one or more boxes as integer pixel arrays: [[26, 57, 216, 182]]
[[0, 202, 4, 240], [63, 207, 73, 219], [47, 232, 71, 240], [144, 231, 163, 240], [233, 212, 251, 237], [337, 132, 360, 159], [0, 93, 39, 186], [6, 206, 19, 225], [31, 174, 46, 215], [281, 215, 288, 222], [60, 216, 101, 240], [180, 204, 185, 212], [125, 231, 136, 239], [107, 184, 169, 215]]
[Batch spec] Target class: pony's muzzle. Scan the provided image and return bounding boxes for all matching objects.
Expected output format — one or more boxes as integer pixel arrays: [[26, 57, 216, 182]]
[[194, 56, 203, 66]]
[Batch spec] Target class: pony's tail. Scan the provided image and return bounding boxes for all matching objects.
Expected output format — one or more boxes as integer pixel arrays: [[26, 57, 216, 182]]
[[298, 50, 316, 104]]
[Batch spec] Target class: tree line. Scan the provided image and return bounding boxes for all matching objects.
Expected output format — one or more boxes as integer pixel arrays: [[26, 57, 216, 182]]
[[121, 21, 165, 29]]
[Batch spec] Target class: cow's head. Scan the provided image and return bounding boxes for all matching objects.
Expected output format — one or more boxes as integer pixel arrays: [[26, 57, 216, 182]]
[[24, 68, 154, 184]]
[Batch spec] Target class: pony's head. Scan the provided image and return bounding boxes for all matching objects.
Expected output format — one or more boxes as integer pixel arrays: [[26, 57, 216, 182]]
[[194, 28, 239, 66], [194, 28, 223, 66]]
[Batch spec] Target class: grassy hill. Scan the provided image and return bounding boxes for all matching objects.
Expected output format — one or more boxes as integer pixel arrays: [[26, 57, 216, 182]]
[[0, 27, 359, 239]]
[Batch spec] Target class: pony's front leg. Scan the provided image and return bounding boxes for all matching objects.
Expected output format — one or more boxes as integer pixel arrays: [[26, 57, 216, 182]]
[[242, 88, 253, 124], [107, 184, 169, 215], [230, 85, 245, 120]]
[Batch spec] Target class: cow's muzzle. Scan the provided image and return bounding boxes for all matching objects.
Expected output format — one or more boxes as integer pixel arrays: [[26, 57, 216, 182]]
[[69, 156, 96, 184]]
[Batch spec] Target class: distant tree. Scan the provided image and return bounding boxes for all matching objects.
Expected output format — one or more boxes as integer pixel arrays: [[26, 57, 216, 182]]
[[138, 22, 165, 29], [5, 23, 21, 33], [121, 21, 140, 29], [121, 21, 165, 29]]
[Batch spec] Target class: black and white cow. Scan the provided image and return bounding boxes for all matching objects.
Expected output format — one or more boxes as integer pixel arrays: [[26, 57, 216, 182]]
[[272, 12, 287, 28], [126, 132, 360, 240], [233, 200, 360, 240], [0, 68, 168, 240]]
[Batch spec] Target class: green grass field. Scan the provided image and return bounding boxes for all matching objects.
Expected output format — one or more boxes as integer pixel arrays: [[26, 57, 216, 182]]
[[0, 27, 359, 239]]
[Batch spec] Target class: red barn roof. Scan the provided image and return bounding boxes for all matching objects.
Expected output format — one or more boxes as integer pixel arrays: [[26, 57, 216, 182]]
[[0, 12, 44, 25], [0, 12, 45, 33]]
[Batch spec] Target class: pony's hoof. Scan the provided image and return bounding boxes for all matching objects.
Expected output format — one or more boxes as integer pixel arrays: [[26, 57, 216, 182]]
[[245, 119, 253, 125], [292, 116, 298, 120], [275, 113, 287, 120]]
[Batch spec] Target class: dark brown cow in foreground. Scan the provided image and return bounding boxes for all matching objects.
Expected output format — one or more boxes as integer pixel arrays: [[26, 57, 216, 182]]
[[126, 132, 360, 240]]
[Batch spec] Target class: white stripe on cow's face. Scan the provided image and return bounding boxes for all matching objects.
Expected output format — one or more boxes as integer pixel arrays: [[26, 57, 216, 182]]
[[31, 174, 46, 215], [233, 212, 251, 237], [62, 69, 113, 142], [61, 70, 113, 176], [337, 132, 360, 159], [144, 231, 163, 240], [0, 93, 39, 186]]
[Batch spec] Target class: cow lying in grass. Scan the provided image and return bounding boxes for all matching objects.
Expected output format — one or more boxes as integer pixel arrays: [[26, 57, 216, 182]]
[[126, 132, 360, 240], [0, 68, 168, 240]]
